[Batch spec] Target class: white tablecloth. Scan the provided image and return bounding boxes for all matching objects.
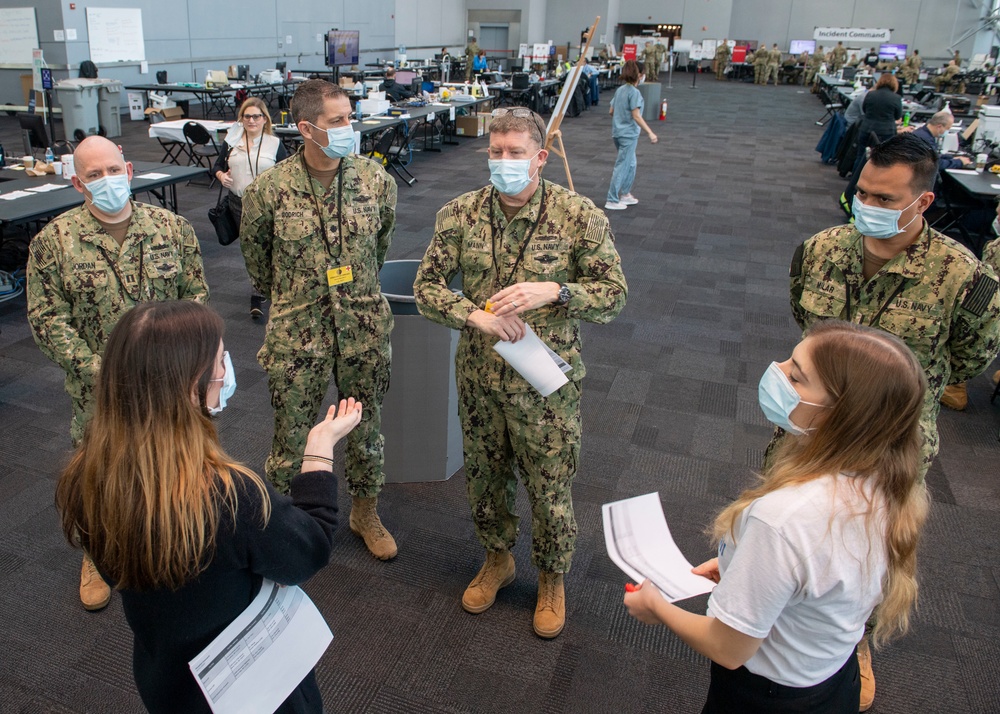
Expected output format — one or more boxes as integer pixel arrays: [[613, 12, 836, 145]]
[[148, 119, 232, 143]]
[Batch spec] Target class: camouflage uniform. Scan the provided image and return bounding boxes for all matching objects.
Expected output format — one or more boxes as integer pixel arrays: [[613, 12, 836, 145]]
[[902, 54, 922, 85], [413, 180, 627, 573], [240, 148, 397, 494], [641, 45, 659, 78], [984, 237, 1000, 274], [655, 43, 668, 74], [465, 41, 480, 81], [765, 47, 781, 85], [26, 202, 209, 444], [934, 64, 960, 92], [715, 43, 731, 80], [789, 223, 1000, 477], [754, 48, 769, 85], [804, 50, 823, 86], [831, 45, 847, 72]]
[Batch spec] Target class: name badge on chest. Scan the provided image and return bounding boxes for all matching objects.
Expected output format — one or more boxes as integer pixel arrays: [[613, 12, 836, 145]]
[[327, 265, 353, 286]]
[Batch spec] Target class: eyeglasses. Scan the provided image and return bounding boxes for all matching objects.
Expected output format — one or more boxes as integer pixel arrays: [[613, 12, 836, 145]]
[[242, 113, 266, 122]]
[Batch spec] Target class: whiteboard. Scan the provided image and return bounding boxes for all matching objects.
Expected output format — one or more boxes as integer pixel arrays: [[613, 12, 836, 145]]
[[0, 8, 39, 65], [87, 7, 145, 63]]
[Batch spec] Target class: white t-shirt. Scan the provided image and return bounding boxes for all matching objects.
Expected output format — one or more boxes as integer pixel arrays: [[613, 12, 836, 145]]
[[707, 473, 887, 687]]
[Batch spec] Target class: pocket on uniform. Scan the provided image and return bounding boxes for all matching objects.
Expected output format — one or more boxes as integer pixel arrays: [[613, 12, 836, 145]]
[[523, 246, 570, 282], [798, 286, 846, 320]]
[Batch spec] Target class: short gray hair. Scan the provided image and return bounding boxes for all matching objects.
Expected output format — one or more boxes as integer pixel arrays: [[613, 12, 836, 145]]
[[927, 110, 954, 128]]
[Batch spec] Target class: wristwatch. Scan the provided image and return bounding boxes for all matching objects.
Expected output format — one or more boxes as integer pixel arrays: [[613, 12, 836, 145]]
[[557, 283, 571, 306]]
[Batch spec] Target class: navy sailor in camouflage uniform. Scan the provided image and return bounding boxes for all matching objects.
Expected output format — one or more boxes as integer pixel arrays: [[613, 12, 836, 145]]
[[240, 79, 399, 560], [783, 133, 1000, 712], [27, 136, 209, 611], [413, 109, 627, 638]]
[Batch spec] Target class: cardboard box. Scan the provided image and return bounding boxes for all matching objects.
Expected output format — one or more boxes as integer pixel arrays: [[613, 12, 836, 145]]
[[339, 77, 355, 89], [454, 113, 492, 137], [144, 106, 184, 120]]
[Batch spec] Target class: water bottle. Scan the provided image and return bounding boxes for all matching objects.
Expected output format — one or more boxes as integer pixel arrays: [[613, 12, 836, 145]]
[[902, 111, 910, 127], [45, 146, 55, 165]]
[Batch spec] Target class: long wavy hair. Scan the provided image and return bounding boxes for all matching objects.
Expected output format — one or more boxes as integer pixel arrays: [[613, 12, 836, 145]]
[[713, 320, 929, 647], [56, 301, 270, 591]]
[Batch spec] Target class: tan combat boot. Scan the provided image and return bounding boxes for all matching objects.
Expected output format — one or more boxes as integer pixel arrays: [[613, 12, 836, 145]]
[[349, 496, 397, 560], [80, 553, 111, 611], [857, 636, 875, 712], [461, 550, 515, 614], [533, 572, 565, 639], [940, 382, 968, 411], [993, 370, 1000, 386]]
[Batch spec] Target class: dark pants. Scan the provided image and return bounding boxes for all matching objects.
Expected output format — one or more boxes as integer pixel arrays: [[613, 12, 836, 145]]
[[701, 647, 860, 714], [227, 193, 262, 301]]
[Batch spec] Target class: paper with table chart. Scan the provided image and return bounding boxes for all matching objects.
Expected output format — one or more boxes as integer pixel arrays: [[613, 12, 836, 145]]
[[188, 580, 333, 714], [493, 324, 571, 396], [133, 172, 171, 180], [25, 183, 69, 193], [602, 492, 717, 603], [0, 190, 33, 200]]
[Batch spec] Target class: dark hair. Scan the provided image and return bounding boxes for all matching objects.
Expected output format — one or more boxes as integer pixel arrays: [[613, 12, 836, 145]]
[[621, 60, 640, 84], [876, 73, 899, 91], [291, 79, 349, 124], [385, 67, 396, 79], [868, 133, 939, 195]]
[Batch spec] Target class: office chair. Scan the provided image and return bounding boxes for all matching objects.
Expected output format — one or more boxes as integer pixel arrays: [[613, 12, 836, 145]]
[[182, 121, 220, 186]]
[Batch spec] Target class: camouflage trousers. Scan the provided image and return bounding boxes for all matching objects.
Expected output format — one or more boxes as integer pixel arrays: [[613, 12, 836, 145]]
[[68, 376, 96, 447], [754, 65, 765, 84], [457, 375, 582, 574], [766, 63, 779, 84], [715, 63, 727, 80], [261, 344, 391, 495]]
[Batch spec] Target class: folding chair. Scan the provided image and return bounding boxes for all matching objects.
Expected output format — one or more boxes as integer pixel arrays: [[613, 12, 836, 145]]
[[372, 125, 417, 186], [182, 121, 220, 186], [150, 114, 188, 164]]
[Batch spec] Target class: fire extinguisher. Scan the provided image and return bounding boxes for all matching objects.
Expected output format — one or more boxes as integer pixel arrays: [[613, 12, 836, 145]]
[[659, 99, 667, 120]]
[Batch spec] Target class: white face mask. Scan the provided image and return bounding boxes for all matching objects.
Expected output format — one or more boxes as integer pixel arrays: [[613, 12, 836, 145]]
[[225, 121, 245, 148]]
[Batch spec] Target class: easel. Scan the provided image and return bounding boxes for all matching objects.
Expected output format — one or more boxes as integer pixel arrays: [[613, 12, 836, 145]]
[[542, 16, 600, 192]]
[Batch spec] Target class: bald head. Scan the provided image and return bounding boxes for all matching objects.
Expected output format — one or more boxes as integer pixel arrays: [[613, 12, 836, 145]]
[[73, 136, 126, 178]]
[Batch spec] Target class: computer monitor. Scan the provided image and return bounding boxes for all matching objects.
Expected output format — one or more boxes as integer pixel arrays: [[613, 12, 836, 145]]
[[789, 40, 816, 55], [394, 70, 416, 85], [841, 66, 858, 81], [275, 61, 287, 74], [237, 65, 250, 81], [879, 43, 907, 61], [326, 29, 361, 67], [410, 78, 422, 96], [18, 113, 50, 155]]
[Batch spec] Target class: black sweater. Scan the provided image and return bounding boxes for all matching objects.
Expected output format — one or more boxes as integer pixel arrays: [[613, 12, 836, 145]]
[[860, 88, 903, 142], [111, 471, 337, 714]]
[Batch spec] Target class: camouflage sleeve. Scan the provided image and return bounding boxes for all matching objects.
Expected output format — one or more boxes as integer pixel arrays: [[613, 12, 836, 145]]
[[25, 234, 101, 385], [948, 265, 1000, 383], [376, 168, 397, 269], [176, 216, 209, 303], [565, 211, 627, 324], [240, 179, 274, 297], [413, 204, 479, 330], [789, 241, 808, 331]]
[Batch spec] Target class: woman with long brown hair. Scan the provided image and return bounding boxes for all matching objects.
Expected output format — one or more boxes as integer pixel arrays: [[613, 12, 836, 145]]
[[624, 321, 930, 713], [56, 300, 362, 713]]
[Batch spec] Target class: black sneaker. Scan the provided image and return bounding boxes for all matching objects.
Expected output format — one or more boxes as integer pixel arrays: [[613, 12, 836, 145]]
[[250, 295, 263, 320]]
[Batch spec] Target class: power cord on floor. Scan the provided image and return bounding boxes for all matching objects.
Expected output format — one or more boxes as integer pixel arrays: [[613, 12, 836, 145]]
[[0, 269, 25, 303]]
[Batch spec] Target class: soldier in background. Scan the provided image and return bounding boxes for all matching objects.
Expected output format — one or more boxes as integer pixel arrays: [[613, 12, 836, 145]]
[[786, 133, 1000, 712], [465, 36, 480, 81], [241, 79, 399, 560], [27, 136, 209, 611], [753, 41, 769, 85], [765, 43, 781, 85], [805, 46, 824, 88], [413, 108, 627, 639], [715, 39, 731, 80], [831, 41, 848, 72], [641, 41, 659, 79], [901, 50, 922, 85]]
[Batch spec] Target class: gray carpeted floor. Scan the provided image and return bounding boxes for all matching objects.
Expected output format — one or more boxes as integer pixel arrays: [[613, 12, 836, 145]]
[[1, 73, 998, 713]]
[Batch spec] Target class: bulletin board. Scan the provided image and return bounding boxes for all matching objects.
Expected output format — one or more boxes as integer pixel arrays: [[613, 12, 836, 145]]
[[0, 8, 39, 65], [86, 7, 146, 63]]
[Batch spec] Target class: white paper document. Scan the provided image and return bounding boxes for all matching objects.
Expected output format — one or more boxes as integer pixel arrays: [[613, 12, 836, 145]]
[[134, 172, 171, 180], [25, 183, 69, 193], [0, 191, 33, 200], [188, 580, 333, 714], [947, 169, 979, 176], [602, 492, 717, 603], [493, 324, 570, 396]]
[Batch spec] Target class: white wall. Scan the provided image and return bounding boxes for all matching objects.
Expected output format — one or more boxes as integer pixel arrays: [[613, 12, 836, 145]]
[[395, 0, 467, 60]]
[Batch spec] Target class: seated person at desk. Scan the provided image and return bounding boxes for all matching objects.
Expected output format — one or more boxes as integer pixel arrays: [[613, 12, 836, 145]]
[[912, 111, 971, 169], [440, 47, 450, 60], [380, 67, 414, 102], [933, 61, 961, 92], [473, 50, 489, 75]]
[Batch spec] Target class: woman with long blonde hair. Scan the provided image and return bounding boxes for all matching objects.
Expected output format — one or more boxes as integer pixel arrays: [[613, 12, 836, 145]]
[[56, 300, 362, 713], [624, 321, 929, 713]]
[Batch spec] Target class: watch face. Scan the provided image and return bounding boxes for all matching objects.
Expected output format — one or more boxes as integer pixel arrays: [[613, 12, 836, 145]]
[[559, 285, 571, 304]]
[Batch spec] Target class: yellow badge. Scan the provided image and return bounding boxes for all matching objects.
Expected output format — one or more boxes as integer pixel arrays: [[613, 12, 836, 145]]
[[327, 265, 354, 286], [485, 300, 494, 313]]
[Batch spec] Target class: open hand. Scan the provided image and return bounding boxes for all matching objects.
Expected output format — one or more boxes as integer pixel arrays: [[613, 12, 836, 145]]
[[488, 281, 560, 317], [303, 398, 363, 466]]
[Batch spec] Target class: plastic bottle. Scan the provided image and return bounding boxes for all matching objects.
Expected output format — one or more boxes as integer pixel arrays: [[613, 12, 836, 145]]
[[902, 111, 910, 127], [45, 147, 54, 165]]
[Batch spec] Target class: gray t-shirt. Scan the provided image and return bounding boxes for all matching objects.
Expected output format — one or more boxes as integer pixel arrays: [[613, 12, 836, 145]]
[[611, 83, 643, 140]]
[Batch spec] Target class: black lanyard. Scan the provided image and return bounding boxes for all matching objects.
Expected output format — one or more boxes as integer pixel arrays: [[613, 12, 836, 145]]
[[97, 243, 144, 303], [244, 133, 263, 179], [302, 153, 344, 258], [489, 181, 546, 289]]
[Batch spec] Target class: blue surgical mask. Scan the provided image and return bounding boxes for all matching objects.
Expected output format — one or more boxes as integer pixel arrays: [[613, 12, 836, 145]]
[[208, 351, 236, 416], [309, 122, 355, 159], [851, 194, 921, 239], [83, 174, 131, 215], [489, 151, 540, 195], [758, 362, 828, 435]]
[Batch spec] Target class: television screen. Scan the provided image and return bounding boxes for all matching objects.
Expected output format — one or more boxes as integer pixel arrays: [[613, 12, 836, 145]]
[[789, 40, 816, 55], [327, 30, 360, 67], [879, 43, 907, 61]]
